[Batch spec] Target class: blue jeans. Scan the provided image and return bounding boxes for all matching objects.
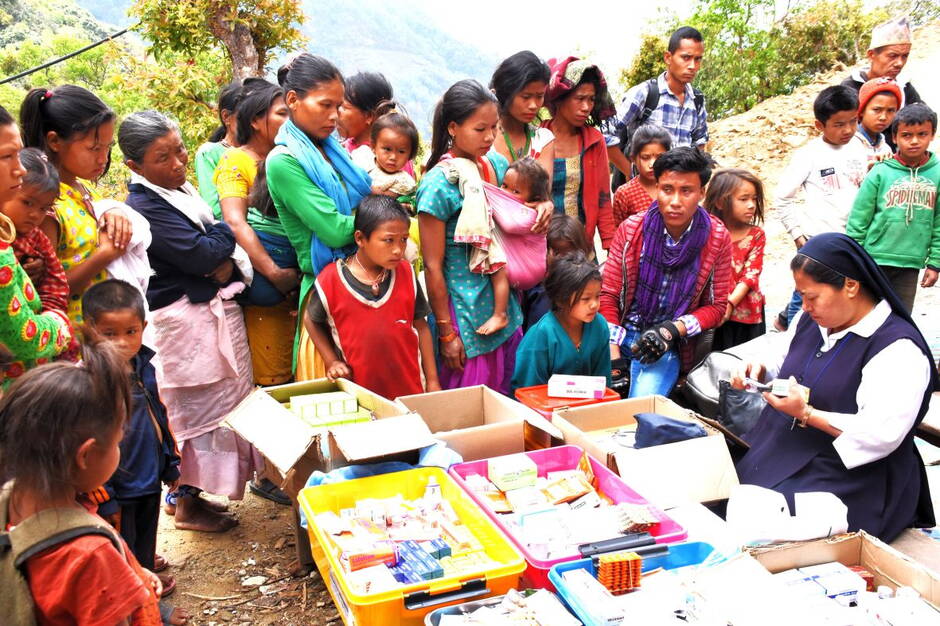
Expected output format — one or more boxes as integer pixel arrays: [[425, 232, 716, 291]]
[[242, 230, 299, 307], [622, 329, 680, 398], [785, 289, 802, 325]]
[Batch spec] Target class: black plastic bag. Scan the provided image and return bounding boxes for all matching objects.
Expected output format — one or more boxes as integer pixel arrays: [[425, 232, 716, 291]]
[[716, 379, 766, 438]]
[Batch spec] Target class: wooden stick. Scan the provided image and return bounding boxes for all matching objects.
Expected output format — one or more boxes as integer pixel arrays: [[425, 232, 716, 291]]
[[182, 592, 244, 601]]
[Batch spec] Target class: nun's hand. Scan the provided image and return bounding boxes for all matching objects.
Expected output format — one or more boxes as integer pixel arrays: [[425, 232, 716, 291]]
[[922, 268, 938, 288], [762, 376, 808, 419], [729, 361, 766, 390]]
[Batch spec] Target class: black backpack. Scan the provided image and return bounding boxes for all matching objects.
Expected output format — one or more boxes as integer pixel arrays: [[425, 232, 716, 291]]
[[612, 78, 705, 191]]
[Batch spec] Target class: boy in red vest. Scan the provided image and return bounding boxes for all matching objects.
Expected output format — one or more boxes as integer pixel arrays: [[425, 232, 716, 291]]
[[306, 195, 440, 398]]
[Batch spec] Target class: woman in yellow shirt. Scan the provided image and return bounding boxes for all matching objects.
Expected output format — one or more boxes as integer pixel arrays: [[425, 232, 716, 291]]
[[214, 79, 299, 385]]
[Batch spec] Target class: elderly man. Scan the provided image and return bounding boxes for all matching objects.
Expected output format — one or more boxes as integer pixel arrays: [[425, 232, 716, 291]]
[[842, 17, 922, 110]]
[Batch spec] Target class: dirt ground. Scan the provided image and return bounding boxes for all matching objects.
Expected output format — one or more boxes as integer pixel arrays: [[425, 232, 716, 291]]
[[156, 494, 337, 625], [157, 22, 940, 625]]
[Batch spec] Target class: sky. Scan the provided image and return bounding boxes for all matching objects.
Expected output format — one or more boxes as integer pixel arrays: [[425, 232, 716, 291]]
[[421, 0, 695, 88], [417, 0, 900, 99]]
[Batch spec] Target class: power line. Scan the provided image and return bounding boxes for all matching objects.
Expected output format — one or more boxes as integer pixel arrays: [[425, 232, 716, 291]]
[[0, 24, 137, 86]]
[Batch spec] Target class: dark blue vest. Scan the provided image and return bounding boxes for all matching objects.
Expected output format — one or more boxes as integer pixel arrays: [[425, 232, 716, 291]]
[[736, 312, 934, 541]]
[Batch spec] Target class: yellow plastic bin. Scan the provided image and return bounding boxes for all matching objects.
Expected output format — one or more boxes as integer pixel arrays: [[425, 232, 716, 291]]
[[299, 467, 526, 626]]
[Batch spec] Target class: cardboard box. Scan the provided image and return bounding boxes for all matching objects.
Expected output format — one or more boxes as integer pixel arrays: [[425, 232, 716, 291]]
[[552, 395, 738, 507], [224, 378, 435, 496], [749, 531, 940, 611], [395, 385, 561, 462]]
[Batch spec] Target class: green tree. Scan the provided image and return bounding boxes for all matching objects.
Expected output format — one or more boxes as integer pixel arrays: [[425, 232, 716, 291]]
[[687, 0, 782, 118], [130, 0, 306, 79], [777, 1, 888, 89], [618, 0, 900, 121], [103, 48, 229, 149], [888, 0, 940, 25], [619, 32, 671, 95]]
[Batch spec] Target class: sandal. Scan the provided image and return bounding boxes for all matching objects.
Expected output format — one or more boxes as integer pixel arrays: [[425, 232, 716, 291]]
[[249, 478, 291, 506], [153, 554, 169, 573], [163, 490, 177, 516], [158, 574, 176, 598]]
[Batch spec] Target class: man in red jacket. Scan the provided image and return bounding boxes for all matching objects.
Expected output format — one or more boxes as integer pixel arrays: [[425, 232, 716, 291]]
[[601, 147, 731, 397]]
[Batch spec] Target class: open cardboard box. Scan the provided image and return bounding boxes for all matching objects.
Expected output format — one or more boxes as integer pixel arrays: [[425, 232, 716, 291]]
[[224, 378, 434, 497], [552, 395, 739, 508], [395, 385, 562, 462], [749, 531, 940, 611]]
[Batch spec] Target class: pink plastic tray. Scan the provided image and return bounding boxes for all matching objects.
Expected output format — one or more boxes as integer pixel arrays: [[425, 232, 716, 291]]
[[448, 445, 687, 590]]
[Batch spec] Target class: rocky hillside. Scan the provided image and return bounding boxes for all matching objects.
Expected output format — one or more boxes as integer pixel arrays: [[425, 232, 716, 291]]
[[709, 20, 939, 190], [707, 20, 940, 320], [0, 0, 109, 47]]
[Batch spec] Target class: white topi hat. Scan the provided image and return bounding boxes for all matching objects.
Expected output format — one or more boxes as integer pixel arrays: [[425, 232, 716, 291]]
[[869, 16, 912, 51]]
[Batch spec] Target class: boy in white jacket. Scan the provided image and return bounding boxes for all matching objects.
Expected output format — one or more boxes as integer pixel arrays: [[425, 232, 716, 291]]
[[774, 85, 867, 328]]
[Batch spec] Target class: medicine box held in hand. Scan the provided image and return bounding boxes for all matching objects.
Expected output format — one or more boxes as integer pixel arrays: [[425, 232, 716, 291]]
[[548, 375, 608, 400]]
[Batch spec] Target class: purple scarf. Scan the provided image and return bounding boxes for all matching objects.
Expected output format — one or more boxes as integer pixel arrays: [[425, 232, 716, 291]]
[[634, 203, 710, 327]]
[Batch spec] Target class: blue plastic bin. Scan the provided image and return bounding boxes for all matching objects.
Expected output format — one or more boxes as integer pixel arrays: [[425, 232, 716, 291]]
[[548, 542, 716, 626], [423, 591, 577, 625]]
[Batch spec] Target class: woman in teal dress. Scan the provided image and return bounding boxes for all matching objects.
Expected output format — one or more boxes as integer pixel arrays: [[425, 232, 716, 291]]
[[417, 80, 523, 394]]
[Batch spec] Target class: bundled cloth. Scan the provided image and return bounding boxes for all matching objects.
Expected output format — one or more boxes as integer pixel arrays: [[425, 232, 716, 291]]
[[128, 172, 253, 287], [484, 183, 547, 290], [546, 56, 617, 123], [441, 157, 506, 275], [93, 198, 153, 306]]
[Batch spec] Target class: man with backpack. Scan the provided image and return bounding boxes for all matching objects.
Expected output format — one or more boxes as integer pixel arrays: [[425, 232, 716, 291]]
[[604, 26, 708, 185]]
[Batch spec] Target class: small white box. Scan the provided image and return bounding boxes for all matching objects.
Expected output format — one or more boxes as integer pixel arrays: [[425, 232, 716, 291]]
[[548, 374, 607, 399], [291, 391, 358, 418]]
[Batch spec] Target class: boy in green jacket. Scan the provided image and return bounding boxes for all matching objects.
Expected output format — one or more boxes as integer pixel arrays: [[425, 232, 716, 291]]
[[847, 103, 939, 311]]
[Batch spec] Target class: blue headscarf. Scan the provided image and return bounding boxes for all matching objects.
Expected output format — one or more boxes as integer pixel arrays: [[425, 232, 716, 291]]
[[274, 119, 372, 273], [799, 232, 938, 392]]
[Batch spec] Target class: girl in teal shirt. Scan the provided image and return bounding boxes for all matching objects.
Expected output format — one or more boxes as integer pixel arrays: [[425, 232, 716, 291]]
[[512, 251, 611, 390]]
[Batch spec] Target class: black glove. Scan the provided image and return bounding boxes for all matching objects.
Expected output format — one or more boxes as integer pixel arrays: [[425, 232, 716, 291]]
[[631, 320, 680, 364], [610, 357, 632, 398]]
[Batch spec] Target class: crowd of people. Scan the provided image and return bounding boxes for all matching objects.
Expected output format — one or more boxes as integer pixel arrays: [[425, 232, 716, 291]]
[[0, 14, 937, 626]]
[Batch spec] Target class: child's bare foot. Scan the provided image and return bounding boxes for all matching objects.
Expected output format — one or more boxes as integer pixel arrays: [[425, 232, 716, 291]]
[[476, 312, 508, 336], [173, 495, 238, 533], [160, 601, 191, 625]]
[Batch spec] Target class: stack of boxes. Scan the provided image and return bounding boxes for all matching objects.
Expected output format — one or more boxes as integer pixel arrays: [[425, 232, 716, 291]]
[[314, 489, 501, 594], [595, 551, 643, 595]]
